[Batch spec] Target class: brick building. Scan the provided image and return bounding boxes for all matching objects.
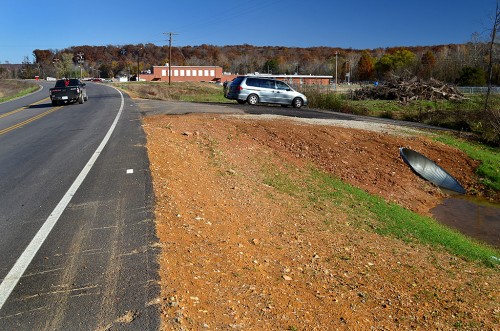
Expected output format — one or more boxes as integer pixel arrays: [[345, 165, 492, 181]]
[[138, 65, 333, 86], [140, 65, 233, 83]]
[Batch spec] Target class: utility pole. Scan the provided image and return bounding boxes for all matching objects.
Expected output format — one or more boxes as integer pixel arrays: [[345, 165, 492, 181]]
[[77, 52, 84, 79], [137, 48, 141, 81], [164, 32, 178, 85], [335, 51, 338, 90], [346, 60, 350, 85]]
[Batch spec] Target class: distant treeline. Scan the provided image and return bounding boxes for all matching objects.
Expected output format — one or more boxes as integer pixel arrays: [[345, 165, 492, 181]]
[[1, 42, 498, 85]]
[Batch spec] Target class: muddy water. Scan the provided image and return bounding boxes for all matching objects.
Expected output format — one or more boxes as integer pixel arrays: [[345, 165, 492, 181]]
[[431, 196, 500, 248]]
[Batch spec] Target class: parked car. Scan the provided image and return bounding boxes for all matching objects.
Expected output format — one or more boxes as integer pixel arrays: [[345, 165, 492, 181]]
[[49, 78, 88, 106], [225, 76, 307, 108]]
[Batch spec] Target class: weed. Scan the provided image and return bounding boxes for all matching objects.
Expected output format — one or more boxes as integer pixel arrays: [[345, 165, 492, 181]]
[[299, 89, 500, 144]]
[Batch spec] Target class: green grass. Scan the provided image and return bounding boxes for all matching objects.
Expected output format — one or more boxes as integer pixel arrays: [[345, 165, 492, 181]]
[[433, 133, 500, 191], [0, 80, 39, 102], [263, 164, 500, 268], [263, 164, 302, 197]]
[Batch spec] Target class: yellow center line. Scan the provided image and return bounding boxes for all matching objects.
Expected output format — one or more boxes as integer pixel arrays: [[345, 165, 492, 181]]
[[0, 105, 63, 136], [0, 98, 51, 119]]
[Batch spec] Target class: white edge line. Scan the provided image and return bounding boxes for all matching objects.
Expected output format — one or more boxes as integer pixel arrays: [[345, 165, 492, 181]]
[[0, 87, 125, 310]]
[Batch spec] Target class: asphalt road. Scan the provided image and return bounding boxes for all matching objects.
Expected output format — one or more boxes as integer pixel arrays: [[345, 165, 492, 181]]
[[0, 82, 159, 330], [135, 98, 450, 132], [0, 82, 450, 330]]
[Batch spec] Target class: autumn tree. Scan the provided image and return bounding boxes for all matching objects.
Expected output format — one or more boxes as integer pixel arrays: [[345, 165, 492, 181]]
[[33, 49, 54, 64], [375, 49, 417, 79], [419, 50, 436, 79], [357, 51, 374, 81], [19, 43, 491, 85], [33, 49, 56, 78]]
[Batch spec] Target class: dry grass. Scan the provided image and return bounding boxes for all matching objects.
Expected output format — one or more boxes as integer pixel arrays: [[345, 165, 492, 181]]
[[112, 81, 227, 103], [0, 79, 38, 101]]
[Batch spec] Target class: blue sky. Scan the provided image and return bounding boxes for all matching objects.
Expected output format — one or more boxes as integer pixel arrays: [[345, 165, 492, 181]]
[[0, 0, 497, 63]]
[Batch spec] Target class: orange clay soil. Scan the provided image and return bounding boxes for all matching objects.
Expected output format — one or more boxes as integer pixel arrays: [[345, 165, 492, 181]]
[[143, 113, 498, 331]]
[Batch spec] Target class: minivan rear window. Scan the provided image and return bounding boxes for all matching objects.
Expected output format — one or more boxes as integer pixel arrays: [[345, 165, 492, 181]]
[[231, 77, 245, 86]]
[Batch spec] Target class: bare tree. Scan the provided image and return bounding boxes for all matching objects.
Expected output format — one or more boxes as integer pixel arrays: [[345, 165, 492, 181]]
[[485, 0, 500, 136], [467, 32, 488, 67], [486, 0, 500, 104]]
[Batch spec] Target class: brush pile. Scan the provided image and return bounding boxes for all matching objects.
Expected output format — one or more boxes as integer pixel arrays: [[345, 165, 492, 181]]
[[353, 77, 466, 102]]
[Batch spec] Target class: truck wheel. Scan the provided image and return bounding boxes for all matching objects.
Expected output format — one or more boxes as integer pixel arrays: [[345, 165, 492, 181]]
[[78, 93, 84, 104], [52, 100, 58, 106]]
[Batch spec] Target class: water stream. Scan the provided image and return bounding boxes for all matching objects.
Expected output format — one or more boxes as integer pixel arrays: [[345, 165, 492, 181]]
[[431, 195, 500, 248]]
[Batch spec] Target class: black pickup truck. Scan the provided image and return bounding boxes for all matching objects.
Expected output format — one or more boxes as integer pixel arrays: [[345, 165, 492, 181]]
[[49, 78, 88, 106]]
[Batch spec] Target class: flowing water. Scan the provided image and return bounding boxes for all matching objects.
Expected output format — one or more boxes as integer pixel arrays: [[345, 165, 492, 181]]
[[431, 195, 500, 248]]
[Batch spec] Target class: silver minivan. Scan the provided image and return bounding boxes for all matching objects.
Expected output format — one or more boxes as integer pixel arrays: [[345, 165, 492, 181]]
[[225, 76, 307, 108]]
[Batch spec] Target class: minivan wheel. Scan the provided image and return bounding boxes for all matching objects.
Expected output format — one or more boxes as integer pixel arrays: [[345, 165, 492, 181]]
[[247, 94, 259, 105], [292, 97, 303, 108]]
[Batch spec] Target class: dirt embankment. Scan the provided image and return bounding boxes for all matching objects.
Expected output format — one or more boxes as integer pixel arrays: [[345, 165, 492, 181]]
[[144, 114, 498, 331]]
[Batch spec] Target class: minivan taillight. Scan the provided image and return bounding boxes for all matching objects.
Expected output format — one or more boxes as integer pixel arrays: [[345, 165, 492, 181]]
[[238, 86, 243, 91]]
